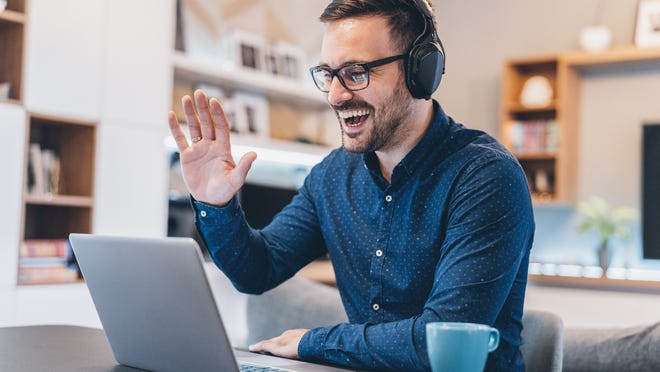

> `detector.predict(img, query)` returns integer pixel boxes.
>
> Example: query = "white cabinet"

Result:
[24,0,105,119]
[93,0,175,237]
[0,103,26,288]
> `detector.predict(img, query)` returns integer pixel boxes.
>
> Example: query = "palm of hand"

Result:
[168,90,256,207]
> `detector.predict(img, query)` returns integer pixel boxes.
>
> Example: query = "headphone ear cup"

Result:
[405,42,444,99]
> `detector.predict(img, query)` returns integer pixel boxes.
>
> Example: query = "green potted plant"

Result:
[576,196,638,277]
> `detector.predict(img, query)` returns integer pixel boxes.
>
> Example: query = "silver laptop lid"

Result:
[69,233,239,372]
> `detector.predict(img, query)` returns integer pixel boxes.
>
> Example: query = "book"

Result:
[27,144,62,195]
[28,143,45,194]
[18,265,80,285]
[20,239,70,258]
[505,120,558,155]
[18,239,80,285]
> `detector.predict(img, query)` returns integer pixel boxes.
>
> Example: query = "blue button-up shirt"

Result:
[193,102,534,371]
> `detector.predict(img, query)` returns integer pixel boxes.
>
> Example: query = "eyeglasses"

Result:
[309,54,406,92]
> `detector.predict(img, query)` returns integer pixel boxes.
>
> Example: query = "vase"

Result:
[579,26,612,52]
[597,241,611,277]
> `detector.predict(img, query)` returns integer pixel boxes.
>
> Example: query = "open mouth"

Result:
[338,109,370,128]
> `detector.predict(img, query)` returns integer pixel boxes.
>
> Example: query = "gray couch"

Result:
[246,277,660,372]
[563,324,660,372]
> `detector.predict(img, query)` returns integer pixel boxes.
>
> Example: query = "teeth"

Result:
[338,109,370,119]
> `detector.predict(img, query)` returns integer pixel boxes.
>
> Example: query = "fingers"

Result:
[209,97,231,145]
[232,152,257,186]
[168,111,189,151]
[194,90,216,140]
[181,90,231,146]
[181,95,202,142]
[248,329,307,359]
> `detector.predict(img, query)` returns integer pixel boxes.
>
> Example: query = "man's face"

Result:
[320,16,415,154]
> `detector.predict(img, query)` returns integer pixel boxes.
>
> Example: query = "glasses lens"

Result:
[339,65,368,90]
[311,67,332,92]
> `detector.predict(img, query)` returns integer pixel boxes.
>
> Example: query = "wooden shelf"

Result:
[501,46,660,204]
[529,274,660,294]
[298,260,660,294]
[505,101,558,114]
[514,152,557,161]
[19,113,97,285]
[172,51,327,109]
[0,9,27,24]
[561,46,660,67]
[0,4,26,102]
[25,194,94,208]
[297,259,336,286]
[0,98,22,106]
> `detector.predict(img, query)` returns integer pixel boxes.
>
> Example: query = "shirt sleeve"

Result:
[192,171,328,294]
[299,155,534,371]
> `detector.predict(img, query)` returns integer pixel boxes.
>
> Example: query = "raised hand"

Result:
[168,90,257,206]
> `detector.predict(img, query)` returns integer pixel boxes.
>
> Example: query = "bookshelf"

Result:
[502,56,561,203]
[19,113,97,285]
[501,47,660,204]
[0,0,27,104]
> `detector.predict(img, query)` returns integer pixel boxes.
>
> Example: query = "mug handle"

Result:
[487,328,500,352]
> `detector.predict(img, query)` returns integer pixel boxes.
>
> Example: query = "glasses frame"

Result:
[309,54,407,92]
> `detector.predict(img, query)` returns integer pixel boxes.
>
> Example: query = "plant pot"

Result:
[597,243,611,277]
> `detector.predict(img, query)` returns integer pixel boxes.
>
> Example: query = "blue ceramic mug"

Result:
[426,322,500,372]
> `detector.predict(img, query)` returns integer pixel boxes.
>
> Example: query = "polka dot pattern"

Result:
[194,102,534,371]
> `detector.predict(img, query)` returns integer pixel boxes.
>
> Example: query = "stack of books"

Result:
[18,239,79,285]
[504,120,558,155]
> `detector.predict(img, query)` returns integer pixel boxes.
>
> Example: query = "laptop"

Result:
[69,233,353,372]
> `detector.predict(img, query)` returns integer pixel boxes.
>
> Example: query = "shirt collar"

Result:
[362,100,450,181]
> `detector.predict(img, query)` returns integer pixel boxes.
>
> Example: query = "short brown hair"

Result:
[319,0,430,55]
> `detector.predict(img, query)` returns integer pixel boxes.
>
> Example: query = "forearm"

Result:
[298,316,427,371]
[192,186,327,293]
[192,196,281,293]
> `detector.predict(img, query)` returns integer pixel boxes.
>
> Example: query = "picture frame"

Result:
[264,46,281,76]
[634,0,660,48]
[272,42,307,81]
[231,92,269,139]
[223,30,267,72]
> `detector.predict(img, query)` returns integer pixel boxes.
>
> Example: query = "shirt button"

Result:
[200,210,207,217]
[385,195,393,202]
[375,249,383,257]
[372,303,380,311]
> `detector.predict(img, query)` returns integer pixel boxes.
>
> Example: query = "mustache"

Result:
[332,100,373,112]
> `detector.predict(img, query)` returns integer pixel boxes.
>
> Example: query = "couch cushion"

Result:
[564,322,660,372]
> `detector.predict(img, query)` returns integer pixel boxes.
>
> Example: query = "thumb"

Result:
[234,151,257,184]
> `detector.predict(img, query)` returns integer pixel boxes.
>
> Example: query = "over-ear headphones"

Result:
[405,0,445,100]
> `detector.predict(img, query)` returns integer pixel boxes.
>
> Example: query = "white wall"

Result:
[526,284,660,329]
[24,0,105,120]
[578,67,660,209]
[0,104,26,289]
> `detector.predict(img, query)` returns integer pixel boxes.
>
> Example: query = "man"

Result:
[167,1,534,371]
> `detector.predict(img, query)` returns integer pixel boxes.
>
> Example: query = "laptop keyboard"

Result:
[239,362,290,372]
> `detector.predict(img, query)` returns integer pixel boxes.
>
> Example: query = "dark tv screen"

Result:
[643,124,660,260]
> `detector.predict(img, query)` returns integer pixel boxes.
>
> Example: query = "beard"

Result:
[335,79,415,154]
